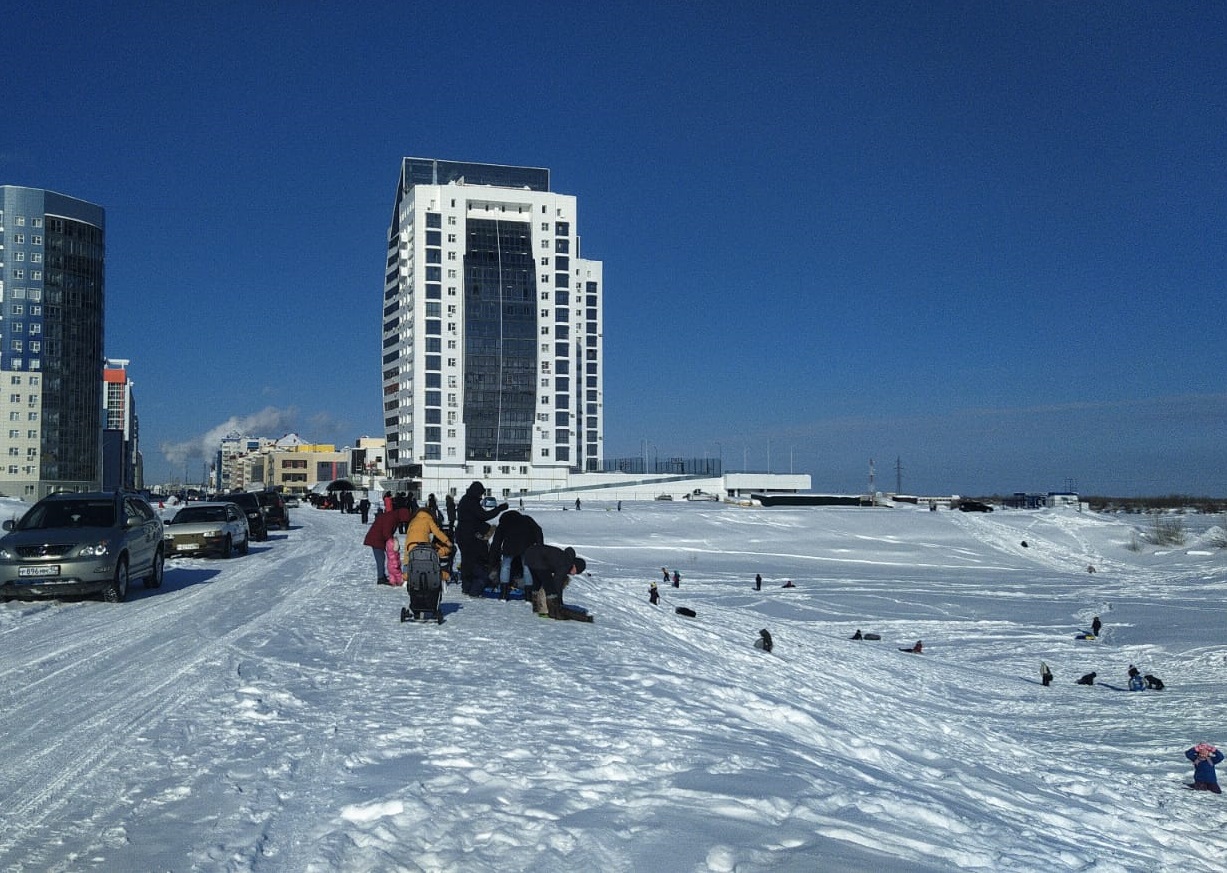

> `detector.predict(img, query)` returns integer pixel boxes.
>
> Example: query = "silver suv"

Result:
[0,491,165,603]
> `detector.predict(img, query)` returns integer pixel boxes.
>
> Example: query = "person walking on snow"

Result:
[1186,743,1223,793]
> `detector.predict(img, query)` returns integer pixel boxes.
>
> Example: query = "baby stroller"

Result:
[400,544,445,624]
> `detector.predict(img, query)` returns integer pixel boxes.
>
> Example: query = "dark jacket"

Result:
[363,508,408,548]
[491,511,543,559]
[524,544,578,598]
[456,481,503,542]
[1187,747,1224,785]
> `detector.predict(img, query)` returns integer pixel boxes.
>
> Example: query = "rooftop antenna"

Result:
[868,458,876,500]
[896,456,903,494]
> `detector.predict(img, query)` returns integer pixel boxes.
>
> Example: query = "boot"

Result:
[532,588,548,615]
[546,595,564,620]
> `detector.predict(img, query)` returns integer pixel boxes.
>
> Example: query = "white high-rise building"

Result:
[383,158,603,500]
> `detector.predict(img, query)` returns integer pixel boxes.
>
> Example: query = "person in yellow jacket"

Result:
[403,507,453,580]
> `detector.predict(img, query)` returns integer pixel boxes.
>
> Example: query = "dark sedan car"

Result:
[215,491,269,541]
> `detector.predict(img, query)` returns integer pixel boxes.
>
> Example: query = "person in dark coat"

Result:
[358,496,372,524]
[362,507,409,585]
[444,493,457,532]
[649,581,659,604]
[523,543,586,619]
[1041,662,1054,687]
[754,628,774,653]
[490,510,544,599]
[1076,671,1097,686]
[456,481,506,596]
[672,570,680,588]
[755,573,762,591]
[1091,615,1102,636]
[426,493,442,526]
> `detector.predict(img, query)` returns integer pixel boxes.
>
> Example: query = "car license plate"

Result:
[18,565,60,578]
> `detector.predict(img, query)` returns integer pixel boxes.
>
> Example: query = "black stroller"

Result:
[400,545,445,624]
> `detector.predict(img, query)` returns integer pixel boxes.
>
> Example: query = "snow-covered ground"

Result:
[1,498,1225,872]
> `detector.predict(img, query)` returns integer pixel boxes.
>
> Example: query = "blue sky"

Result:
[4,2,1224,496]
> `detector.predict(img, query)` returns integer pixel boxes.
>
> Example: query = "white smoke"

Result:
[160,407,299,467]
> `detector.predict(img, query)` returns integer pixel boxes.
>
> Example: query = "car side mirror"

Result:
[2,519,14,532]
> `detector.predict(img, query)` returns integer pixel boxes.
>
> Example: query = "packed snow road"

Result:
[0,501,1225,872]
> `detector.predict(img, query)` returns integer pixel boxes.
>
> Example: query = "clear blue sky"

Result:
[5,2,1224,496]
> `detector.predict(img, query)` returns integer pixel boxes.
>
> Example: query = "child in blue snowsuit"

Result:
[1186,743,1223,793]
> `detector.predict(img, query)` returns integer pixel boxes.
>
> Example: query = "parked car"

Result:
[283,494,301,508]
[255,490,290,531]
[163,501,250,558]
[958,500,995,513]
[215,491,269,541]
[655,494,674,501]
[0,490,165,602]
[683,489,719,502]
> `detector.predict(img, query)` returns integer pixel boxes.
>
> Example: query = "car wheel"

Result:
[143,547,165,589]
[222,535,233,558]
[239,535,249,555]
[103,559,129,603]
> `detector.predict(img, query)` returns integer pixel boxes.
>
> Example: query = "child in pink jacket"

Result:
[385,536,404,586]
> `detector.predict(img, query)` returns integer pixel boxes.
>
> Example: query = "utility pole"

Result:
[868,458,876,499]
[896,456,903,495]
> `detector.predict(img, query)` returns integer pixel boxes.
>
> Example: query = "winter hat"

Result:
[572,556,587,575]
[1195,742,1217,757]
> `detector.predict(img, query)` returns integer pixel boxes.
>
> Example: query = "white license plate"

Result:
[18,565,61,578]
[175,543,198,551]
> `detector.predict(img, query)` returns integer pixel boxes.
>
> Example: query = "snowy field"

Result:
[1,498,1225,872]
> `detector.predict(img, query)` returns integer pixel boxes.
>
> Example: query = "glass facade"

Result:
[0,187,105,495]
[463,219,537,462]
[404,158,549,192]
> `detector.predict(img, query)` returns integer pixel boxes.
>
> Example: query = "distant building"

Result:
[102,358,141,491]
[351,436,386,480]
[0,186,106,498]
[382,158,603,499]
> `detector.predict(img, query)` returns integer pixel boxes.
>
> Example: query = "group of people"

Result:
[361,481,588,621]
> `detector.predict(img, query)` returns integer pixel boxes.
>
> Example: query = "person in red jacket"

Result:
[363,507,408,585]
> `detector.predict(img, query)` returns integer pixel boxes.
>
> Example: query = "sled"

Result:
[675,606,697,618]
[400,545,445,624]
[1075,633,1097,641]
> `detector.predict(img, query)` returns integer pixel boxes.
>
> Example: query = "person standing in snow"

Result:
[1092,615,1102,636]
[1041,662,1054,687]
[362,507,409,586]
[672,570,680,588]
[456,481,506,596]
[1186,743,1223,793]
[649,581,659,604]
[403,506,453,579]
[358,495,371,524]
[755,573,762,591]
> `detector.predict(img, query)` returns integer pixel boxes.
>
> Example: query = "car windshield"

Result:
[18,500,116,530]
[170,506,226,525]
